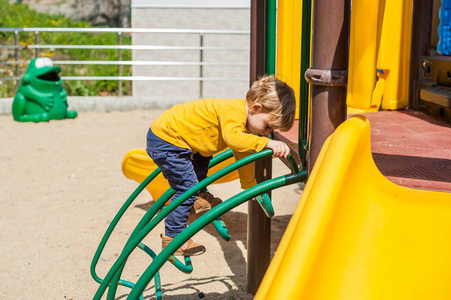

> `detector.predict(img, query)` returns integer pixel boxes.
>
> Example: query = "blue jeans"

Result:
[146,128,211,237]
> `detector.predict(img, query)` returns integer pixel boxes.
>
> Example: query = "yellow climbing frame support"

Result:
[347,0,413,113]
[346,0,380,112]
[276,0,303,118]
[122,148,239,201]
[376,0,413,110]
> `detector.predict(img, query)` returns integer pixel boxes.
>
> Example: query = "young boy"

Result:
[146,75,296,256]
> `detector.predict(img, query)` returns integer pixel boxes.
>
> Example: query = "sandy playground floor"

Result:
[0,109,303,299]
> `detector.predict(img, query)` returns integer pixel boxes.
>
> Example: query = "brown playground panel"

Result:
[274,110,451,192]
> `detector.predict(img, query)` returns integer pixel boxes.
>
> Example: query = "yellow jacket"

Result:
[151,98,270,188]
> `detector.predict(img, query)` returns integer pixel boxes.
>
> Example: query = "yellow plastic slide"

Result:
[255,116,451,300]
[122,148,239,201]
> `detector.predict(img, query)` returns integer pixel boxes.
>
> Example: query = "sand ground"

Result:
[0,109,303,299]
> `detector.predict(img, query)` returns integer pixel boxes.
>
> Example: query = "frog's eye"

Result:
[35,58,53,68]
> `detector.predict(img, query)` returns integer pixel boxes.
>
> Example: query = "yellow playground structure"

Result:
[256,115,451,299]
[122,148,239,201]
[92,0,451,299]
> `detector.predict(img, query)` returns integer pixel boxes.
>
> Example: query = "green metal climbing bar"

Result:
[299,0,312,170]
[91,149,234,299]
[128,170,307,299]
[92,149,304,299]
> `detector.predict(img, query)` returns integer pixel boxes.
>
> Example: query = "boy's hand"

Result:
[264,140,291,158]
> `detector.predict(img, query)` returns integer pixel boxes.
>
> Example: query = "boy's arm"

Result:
[221,114,289,188]
[221,118,270,153]
[233,140,291,189]
[220,114,265,189]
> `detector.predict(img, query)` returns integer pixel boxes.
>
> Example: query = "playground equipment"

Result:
[276,0,303,116]
[122,148,239,201]
[12,57,77,122]
[92,0,451,298]
[255,0,451,298]
[91,2,293,298]
[438,0,451,55]
[255,115,451,299]
[92,148,305,299]
[347,0,414,113]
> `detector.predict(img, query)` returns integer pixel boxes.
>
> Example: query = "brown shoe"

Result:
[190,192,223,214]
[161,233,206,256]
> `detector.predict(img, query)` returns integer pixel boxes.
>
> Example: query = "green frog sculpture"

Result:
[12,57,77,122]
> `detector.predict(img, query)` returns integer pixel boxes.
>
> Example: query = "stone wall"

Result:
[10,0,131,27]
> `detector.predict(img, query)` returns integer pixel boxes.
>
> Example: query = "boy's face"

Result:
[247,103,273,137]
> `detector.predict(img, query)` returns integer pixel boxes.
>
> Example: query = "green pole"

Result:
[299,0,312,170]
[265,0,277,74]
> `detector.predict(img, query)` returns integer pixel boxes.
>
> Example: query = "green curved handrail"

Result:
[90,167,161,282]
[127,170,308,299]
[167,255,193,274]
[255,193,274,218]
[94,149,276,299]
[141,239,194,275]
[93,150,304,299]
[91,149,234,299]
[212,216,231,242]
[137,243,161,300]
[105,150,237,299]
[253,154,299,218]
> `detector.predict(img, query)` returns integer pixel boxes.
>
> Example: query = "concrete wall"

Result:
[131,0,250,108]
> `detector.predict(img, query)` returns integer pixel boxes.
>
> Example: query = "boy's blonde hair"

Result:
[246,75,296,132]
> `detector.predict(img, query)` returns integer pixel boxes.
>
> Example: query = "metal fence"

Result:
[0,27,250,97]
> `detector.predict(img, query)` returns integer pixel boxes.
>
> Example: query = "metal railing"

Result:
[0,27,250,97]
